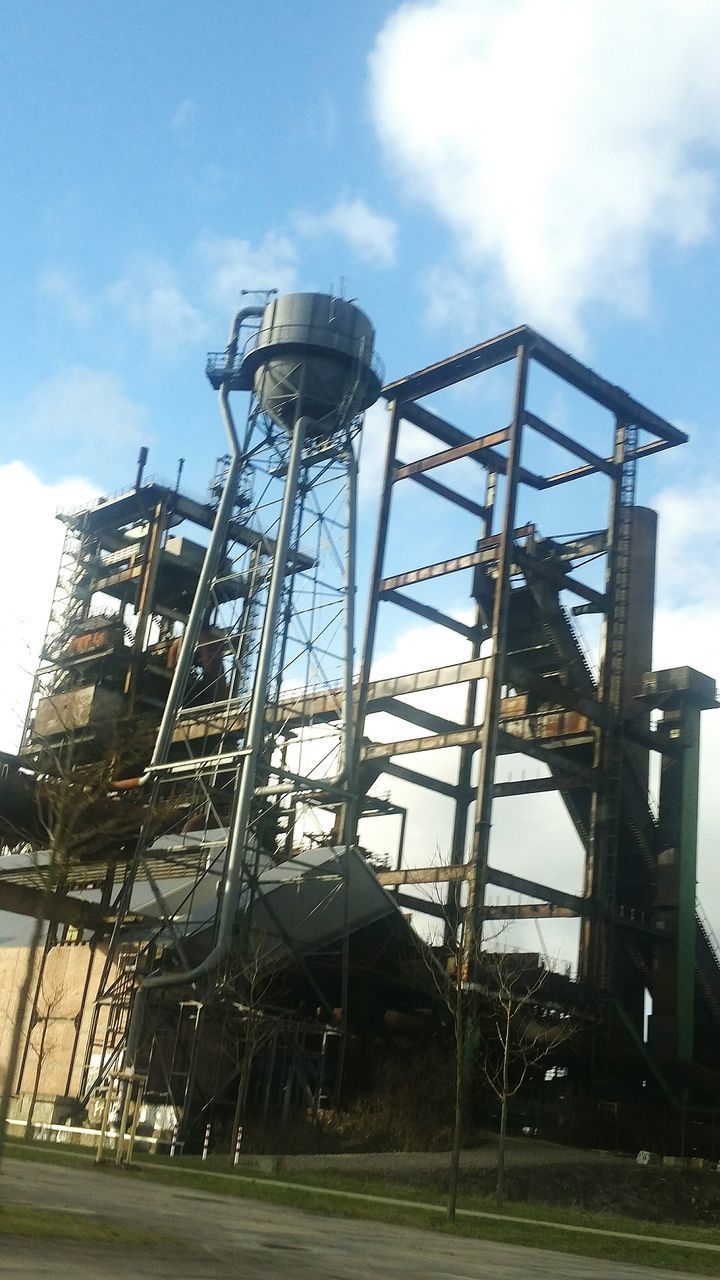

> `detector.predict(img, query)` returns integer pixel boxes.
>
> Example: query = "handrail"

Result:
[206,326,385,389]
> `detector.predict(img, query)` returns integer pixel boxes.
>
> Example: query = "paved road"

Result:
[0,1157,700,1280]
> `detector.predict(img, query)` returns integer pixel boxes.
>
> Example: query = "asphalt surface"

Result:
[0,1156,702,1280]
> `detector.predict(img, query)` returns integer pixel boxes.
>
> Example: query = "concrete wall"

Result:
[0,939,113,1103]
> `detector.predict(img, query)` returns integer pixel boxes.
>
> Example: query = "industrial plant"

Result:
[0,292,717,1159]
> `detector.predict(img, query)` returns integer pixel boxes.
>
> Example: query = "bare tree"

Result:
[0,916,44,1166]
[475,948,576,1208]
[416,903,577,1219]
[228,934,275,1161]
[22,971,66,1140]
[0,710,177,1168]
[413,910,479,1223]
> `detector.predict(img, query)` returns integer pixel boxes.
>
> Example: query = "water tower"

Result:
[110,293,383,1128]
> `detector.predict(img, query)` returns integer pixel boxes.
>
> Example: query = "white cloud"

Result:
[650,478,720,929]
[357,399,391,508]
[295,197,398,267]
[195,232,298,312]
[370,0,720,341]
[170,97,199,130]
[16,367,147,455]
[40,231,300,362]
[107,258,207,355]
[357,398,447,509]
[420,262,483,336]
[38,268,93,326]
[653,479,720,606]
[0,463,99,753]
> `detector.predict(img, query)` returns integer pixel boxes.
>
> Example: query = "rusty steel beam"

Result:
[492,775,585,797]
[396,399,545,489]
[381,589,478,641]
[406,471,489,519]
[394,892,447,919]
[380,524,534,593]
[0,881,108,931]
[543,440,679,489]
[383,326,527,402]
[486,902,579,920]
[530,333,686,445]
[363,715,599,770]
[515,547,607,611]
[382,760,462,800]
[524,410,618,478]
[368,657,490,702]
[541,531,608,560]
[384,327,685,446]
[496,729,597,783]
[371,698,465,738]
[487,866,586,913]
[362,725,484,762]
[378,864,467,888]
[393,428,511,481]
[382,866,588,916]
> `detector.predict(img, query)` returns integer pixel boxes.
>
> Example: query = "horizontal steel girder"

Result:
[379,525,534,593]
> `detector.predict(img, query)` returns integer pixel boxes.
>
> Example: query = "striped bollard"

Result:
[202,1122,211,1160]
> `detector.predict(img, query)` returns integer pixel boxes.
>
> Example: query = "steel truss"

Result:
[86,365,364,1140]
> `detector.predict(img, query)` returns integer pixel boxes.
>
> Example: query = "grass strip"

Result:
[4,1140,718,1273]
[4,1137,94,1162]
[126,1159,720,1275]
[265,1167,720,1247]
[0,1202,160,1246]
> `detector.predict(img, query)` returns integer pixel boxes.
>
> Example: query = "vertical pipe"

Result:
[149,303,264,770]
[150,389,241,769]
[342,446,359,779]
[132,414,309,1005]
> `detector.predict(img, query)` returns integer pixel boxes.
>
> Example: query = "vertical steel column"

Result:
[465,347,528,958]
[580,418,634,993]
[124,498,169,702]
[656,700,702,1059]
[343,398,401,845]
[446,470,497,935]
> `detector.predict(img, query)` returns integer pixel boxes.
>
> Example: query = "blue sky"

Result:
[1,0,720,934]
[2,0,719,490]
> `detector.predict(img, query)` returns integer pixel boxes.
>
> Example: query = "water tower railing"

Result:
[205,324,384,389]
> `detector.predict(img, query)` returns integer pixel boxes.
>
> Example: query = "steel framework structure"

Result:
[347,324,718,1082]
[2,316,719,1146]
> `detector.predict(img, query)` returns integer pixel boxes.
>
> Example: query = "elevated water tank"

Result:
[240,292,382,437]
